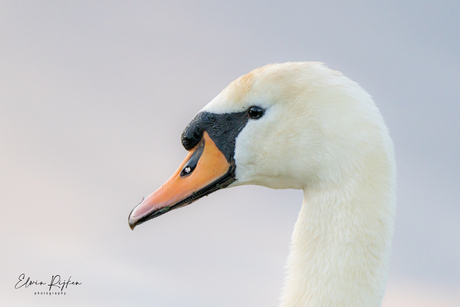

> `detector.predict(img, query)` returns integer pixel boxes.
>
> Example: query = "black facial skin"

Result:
[181,111,249,162]
[129,108,264,227]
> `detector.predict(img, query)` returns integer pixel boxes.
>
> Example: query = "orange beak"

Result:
[128,131,234,229]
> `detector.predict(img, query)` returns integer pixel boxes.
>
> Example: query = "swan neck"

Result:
[280,177,396,307]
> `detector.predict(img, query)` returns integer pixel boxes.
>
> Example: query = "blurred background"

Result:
[1,1,459,306]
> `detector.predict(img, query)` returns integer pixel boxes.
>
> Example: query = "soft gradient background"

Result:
[1,1,459,306]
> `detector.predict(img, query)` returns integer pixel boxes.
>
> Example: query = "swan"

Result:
[128,62,396,307]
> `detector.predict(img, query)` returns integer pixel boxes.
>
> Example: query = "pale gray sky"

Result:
[1,1,459,306]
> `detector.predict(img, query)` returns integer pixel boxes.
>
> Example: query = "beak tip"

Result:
[128,210,137,230]
[128,218,137,230]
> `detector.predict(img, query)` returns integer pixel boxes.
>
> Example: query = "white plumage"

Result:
[203,62,396,307]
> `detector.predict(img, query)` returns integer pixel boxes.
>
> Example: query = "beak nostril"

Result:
[180,138,205,178]
[181,166,193,177]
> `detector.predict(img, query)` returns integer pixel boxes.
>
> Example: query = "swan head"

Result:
[128,62,394,229]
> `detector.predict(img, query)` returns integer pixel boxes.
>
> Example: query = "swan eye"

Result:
[247,106,264,119]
